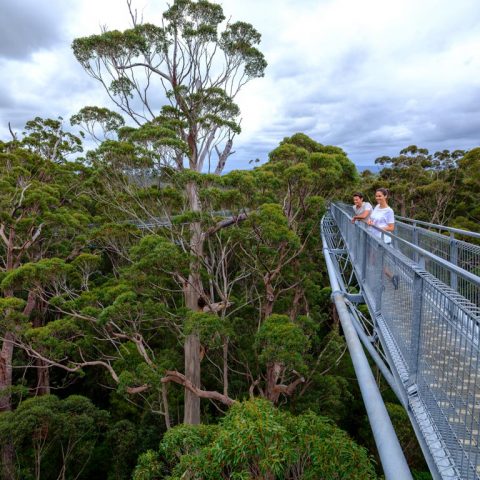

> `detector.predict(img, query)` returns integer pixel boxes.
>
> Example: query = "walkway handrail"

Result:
[333,202,480,310]
[332,203,480,289]
[396,215,480,240]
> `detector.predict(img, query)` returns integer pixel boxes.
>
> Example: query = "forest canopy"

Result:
[1,1,478,479]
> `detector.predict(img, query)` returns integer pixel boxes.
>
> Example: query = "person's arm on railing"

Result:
[352,209,372,223]
[368,219,395,233]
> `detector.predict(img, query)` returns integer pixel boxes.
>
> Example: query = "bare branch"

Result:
[214,137,234,175]
[8,122,18,141]
[161,370,235,406]
[204,212,248,237]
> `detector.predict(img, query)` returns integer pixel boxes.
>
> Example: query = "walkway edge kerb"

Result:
[322,232,414,480]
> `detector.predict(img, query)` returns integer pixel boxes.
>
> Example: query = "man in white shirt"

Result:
[351,193,373,224]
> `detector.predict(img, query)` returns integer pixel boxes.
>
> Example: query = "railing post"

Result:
[375,243,385,313]
[409,272,423,386]
[361,229,367,282]
[413,222,419,263]
[449,233,458,291]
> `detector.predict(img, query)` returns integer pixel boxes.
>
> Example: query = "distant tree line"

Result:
[358,144,480,232]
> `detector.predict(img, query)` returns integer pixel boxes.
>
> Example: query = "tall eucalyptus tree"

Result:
[72,0,266,424]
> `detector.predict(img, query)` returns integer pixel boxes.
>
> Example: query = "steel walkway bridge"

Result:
[322,202,480,480]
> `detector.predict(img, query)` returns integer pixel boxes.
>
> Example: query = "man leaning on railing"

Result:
[351,192,373,224]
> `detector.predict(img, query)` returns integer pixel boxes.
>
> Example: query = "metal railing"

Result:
[337,202,480,309]
[128,210,238,230]
[324,203,480,480]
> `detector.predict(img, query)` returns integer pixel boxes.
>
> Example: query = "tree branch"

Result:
[204,212,248,237]
[8,122,17,141]
[273,371,305,396]
[161,370,235,406]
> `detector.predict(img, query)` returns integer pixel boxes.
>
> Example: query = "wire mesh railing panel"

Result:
[380,250,416,372]
[395,222,416,259]
[417,280,480,479]
[364,235,385,312]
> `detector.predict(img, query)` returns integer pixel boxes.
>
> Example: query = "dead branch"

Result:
[8,122,17,141]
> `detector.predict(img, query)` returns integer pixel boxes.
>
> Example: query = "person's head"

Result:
[375,188,389,206]
[353,192,364,207]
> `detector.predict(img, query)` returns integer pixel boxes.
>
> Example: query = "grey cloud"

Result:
[0,0,68,59]
[0,87,15,110]
[423,112,480,144]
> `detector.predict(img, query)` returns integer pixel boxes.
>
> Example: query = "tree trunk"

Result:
[263,277,275,318]
[0,332,15,480]
[31,300,50,396]
[183,330,201,424]
[0,333,13,412]
[35,364,50,396]
[265,361,283,403]
[183,181,204,424]
[223,338,229,397]
[289,285,303,320]
[1,444,15,480]
[1,232,16,479]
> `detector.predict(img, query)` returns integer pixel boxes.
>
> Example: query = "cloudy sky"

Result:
[1,0,479,168]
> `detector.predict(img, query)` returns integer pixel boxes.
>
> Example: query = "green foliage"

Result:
[368,145,463,223]
[0,395,108,479]
[160,423,219,461]
[106,420,142,480]
[1,258,72,290]
[21,116,83,161]
[133,450,165,480]
[71,106,125,142]
[136,399,377,479]
[255,314,310,372]
[184,311,231,347]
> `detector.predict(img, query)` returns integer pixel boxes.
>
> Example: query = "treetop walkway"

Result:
[322,202,480,480]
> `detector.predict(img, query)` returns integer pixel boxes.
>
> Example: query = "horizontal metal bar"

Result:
[345,293,364,303]
[395,215,480,240]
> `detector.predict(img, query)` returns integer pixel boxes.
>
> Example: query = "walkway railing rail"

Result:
[336,202,480,309]
[324,203,480,480]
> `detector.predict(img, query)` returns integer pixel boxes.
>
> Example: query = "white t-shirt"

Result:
[369,206,395,243]
[352,201,373,222]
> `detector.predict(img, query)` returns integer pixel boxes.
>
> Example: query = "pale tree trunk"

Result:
[264,361,305,405]
[266,361,283,403]
[223,338,229,397]
[398,195,406,217]
[35,365,50,396]
[0,332,15,480]
[183,181,204,424]
[31,297,50,396]
[1,277,16,479]
[289,284,303,321]
[0,333,14,412]
[263,275,275,319]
